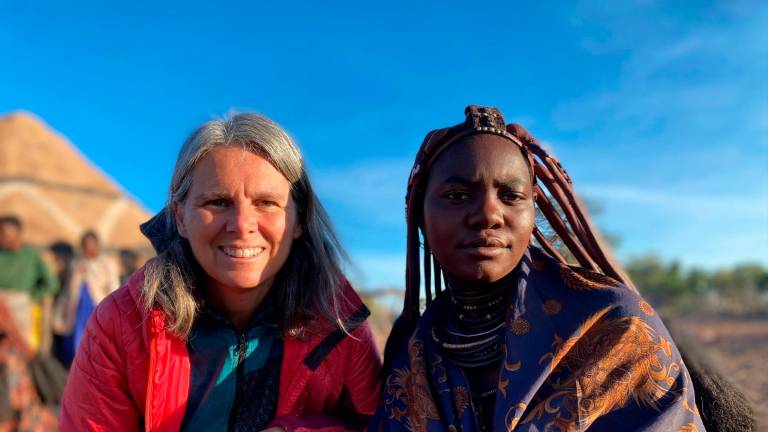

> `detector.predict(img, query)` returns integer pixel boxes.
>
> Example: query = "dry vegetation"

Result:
[672,316,768,430]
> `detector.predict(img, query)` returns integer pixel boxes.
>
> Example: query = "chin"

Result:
[469,263,514,283]
[447,266,496,284]
[212,273,269,291]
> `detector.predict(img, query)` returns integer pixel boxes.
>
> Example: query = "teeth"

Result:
[222,247,263,258]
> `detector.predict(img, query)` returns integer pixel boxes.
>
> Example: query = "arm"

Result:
[34,253,60,299]
[269,322,383,432]
[341,321,382,415]
[38,295,53,355]
[59,296,142,432]
[34,254,59,355]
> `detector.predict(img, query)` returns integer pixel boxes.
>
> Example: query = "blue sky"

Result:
[2,0,766,288]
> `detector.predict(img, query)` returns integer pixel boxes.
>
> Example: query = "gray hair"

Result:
[142,113,349,337]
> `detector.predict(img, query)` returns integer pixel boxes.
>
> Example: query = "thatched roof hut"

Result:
[0,112,153,256]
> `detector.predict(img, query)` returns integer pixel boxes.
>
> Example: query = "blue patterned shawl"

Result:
[371,247,705,431]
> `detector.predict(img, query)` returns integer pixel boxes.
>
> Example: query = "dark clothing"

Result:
[182,301,282,432]
[373,247,706,431]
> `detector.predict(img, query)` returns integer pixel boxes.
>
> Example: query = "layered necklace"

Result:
[432,269,516,369]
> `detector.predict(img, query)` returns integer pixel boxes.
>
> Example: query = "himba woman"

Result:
[60,113,381,431]
[371,106,706,431]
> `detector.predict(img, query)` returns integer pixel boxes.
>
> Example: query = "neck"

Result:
[445,269,517,322]
[433,269,517,370]
[445,269,517,299]
[205,277,273,333]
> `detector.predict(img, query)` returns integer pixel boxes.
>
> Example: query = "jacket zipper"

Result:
[145,335,156,431]
[227,332,247,431]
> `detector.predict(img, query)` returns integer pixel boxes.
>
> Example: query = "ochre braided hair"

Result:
[384,105,636,367]
[383,106,755,430]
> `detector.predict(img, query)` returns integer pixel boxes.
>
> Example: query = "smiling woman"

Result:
[59,113,381,432]
[173,146,303,332]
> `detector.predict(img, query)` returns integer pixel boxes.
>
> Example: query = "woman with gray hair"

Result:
[60,113,381,431]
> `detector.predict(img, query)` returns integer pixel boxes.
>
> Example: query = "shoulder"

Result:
[337,278,366,317]
[74,269,151,400]
[19,245,36,255]
[299,277,368,336]
[89,268,148,339]
[20,246,43,262]
[559,263,656,320]
[103,254,119,271]
[518,250,678,368]
[285,279,374,366]
[528,248,649,316]
[529,253,676,360]
[69,257,87,273]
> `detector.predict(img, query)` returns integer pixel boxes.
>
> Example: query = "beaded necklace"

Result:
[432,269,516,369]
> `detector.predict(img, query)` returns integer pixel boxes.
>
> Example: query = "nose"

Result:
[467,191,504,230]
[226,202,256,235]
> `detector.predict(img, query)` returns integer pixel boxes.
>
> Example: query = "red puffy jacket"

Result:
[60,267,381,431]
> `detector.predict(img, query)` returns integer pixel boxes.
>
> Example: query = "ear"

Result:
[172,201,188,238]
[293,222,303,239]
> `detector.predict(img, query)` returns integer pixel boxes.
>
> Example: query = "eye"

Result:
[500,191,525,204]
[205,198,231,208]
[255,200,280,208]
[443,190,471,201]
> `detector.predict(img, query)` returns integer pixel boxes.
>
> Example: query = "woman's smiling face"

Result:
[174,146,302,296]
[422,134,535,285]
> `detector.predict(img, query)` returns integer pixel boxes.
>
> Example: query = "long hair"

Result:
[383,105,755,431]
[141,113,348,337]
[384,105,634,367]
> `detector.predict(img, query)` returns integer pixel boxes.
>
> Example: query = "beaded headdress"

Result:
[387,105,636,364]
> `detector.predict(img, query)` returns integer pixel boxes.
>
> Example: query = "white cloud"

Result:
[580,184,768,267]
[556,3,767,136]
[580,184,767,218]
[550,3,768,268]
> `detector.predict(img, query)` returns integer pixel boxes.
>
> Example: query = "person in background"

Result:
[52,230,120,366]
[118,248,139,286]
[0,216,59,355]
[373,106,706,431]
[48,240,75,366]
[0,298,58,431]
[60,113,381,431]
[49,241,75,290]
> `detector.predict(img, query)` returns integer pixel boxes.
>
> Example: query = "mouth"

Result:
[459,237,509,258]
[461,237,507,248]
[218,246,265,259]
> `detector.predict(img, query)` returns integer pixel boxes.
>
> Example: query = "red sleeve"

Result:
[59,295,143,432]
[343,321,382,415]
[268,414,357,432]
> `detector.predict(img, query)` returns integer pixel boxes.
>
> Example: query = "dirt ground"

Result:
[669,317,768,430]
